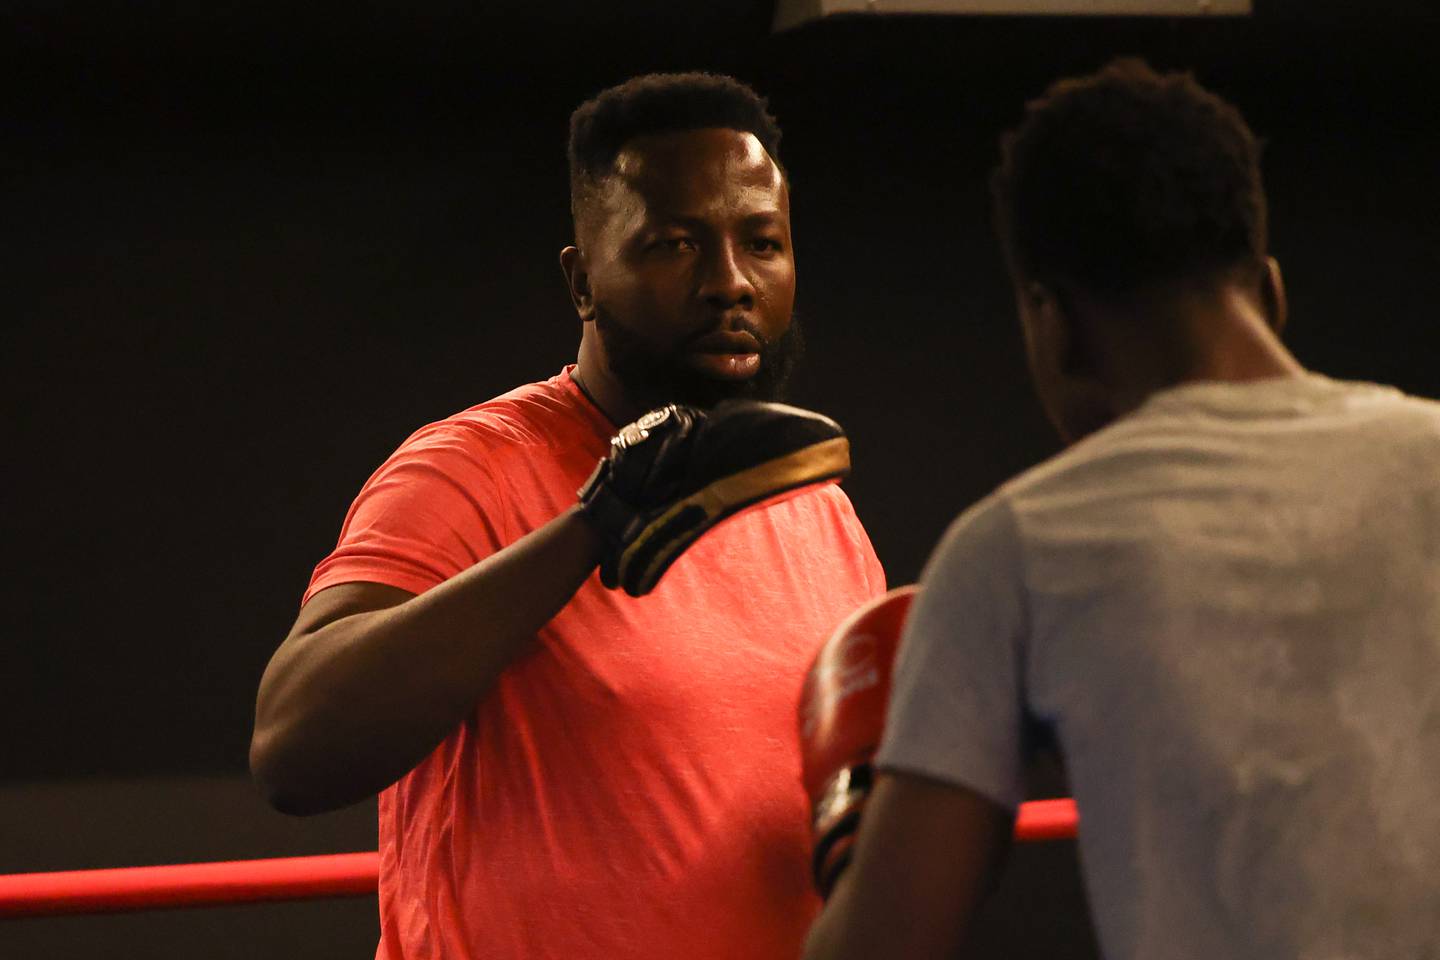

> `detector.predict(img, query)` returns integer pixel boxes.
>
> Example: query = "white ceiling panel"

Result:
[776,0,1251,32]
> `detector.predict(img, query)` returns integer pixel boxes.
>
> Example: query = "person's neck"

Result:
[1098,283,1305,418]
[573,337,642,428]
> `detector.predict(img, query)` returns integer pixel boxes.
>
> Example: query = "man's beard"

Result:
[593,304,805,410]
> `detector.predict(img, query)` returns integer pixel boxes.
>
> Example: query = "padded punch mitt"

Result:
[578,400,851,596]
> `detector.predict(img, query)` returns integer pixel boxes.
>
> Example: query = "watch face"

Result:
[613,405,675,450]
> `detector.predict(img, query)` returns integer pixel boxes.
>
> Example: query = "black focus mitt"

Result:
[577,400,851,596]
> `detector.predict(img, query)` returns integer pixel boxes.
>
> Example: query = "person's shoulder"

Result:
[982,423,1134,509]
[977,377,1268,505]
[913,489,1025,607]
[982,373,1440,518]
[1350,380,1440,426]
[935,427,1142,565]
[783,478,874,531]
[940,486,1020,552]
[1185,373,1440,446]
[402,369,605,460]
[806,478,859,510]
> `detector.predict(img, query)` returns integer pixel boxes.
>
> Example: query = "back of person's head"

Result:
[991,58,1267,299]
[567,72,784,239]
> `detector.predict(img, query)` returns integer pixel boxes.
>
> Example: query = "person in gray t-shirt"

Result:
[804,58,1440,960]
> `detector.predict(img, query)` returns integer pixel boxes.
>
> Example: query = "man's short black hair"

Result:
[567,72,783,237]
[992,58,1267,297]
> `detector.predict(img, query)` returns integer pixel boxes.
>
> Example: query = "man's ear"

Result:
[1022,281,1080,378]
[1022,280,1115,444]
[1047,283,1110,380]
[559,245,595,322]
[1260,256,1288,336]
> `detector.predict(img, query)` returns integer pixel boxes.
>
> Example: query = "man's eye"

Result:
[750,237,783,253]
[659,237,696,252]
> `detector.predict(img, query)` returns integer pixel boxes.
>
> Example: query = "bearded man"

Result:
[251,72,885,960]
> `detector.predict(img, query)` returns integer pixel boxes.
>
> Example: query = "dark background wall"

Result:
[5,1,1438,956]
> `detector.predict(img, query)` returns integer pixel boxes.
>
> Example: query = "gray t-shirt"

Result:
[876,374,1440,960]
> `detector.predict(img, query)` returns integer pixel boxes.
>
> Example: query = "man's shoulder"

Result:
[922,487,1022,587]
[781,479,878,539]
[1014,374,1440,483]
[983,435,1122,513]
[400,369,607,460]
[1357,382,1440,430]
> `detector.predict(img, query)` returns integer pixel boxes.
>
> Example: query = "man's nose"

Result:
[697,241,756,309]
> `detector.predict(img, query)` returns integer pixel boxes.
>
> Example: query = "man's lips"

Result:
[686,352,762,379]
[689,329,764,354]
[685,330,764,380]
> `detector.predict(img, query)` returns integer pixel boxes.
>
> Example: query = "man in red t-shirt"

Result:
[250,73,885,959]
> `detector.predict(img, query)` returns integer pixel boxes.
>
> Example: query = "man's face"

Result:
[580,128,799,409]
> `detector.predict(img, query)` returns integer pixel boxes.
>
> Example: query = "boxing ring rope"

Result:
[0,852,380,919]
[1012,797,1079,841]
[0,799,1076,918]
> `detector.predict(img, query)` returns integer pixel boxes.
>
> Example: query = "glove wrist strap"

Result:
[577,460,636,546]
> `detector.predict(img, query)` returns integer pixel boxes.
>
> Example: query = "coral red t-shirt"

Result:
[305,368,885,960]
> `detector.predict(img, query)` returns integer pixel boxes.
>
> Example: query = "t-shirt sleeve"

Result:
[827,483,888,597]
[874,495,1029,810]
[303,423,508,605]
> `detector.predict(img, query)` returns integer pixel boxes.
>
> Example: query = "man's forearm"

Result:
[800,772,1012,960]
[250,506,602,814]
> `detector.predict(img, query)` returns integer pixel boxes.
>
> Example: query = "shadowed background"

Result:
[5,1,1438,955]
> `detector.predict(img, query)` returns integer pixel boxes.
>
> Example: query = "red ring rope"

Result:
[0,851,379,919]
[0,799,1077,918]
[1014,797,1079,841]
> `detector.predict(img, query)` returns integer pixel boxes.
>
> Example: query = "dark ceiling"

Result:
[13,1,1439,127]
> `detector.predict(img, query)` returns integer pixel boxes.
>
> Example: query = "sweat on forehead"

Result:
[567,71,785,236]
[574,129,786,244]
[612,128,778,183]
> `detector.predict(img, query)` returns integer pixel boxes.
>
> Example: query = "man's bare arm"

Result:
[249,506,602,815]
[803,770,1013,960]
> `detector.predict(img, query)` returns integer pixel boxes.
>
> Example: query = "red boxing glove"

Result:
[798,586,917,898]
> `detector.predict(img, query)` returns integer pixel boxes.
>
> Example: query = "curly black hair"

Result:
[567,72,783,237]
[992,58,1267,296]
